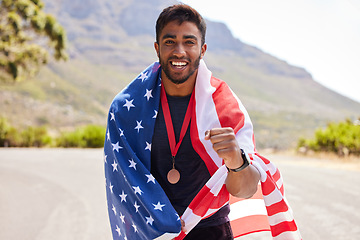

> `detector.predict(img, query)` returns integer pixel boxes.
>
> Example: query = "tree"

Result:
[0,0,68,82]
[297,118,360,156]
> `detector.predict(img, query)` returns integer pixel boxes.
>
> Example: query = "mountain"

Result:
[1,0,359,149]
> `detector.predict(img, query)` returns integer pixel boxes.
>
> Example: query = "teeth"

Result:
[172,62,187,66]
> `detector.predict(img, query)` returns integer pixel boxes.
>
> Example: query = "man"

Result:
[104,4,301,240]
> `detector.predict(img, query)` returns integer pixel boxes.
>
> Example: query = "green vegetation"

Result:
[20,126,52,147]
[0,0,67,82]
[56,125,106,148]
[0,116,105,148]
[0,117,51,147]
[298,118,360,156]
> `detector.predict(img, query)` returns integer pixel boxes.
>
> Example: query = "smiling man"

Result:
[151,5,260,239]
[104,4,301,240]
[154,20,206,93]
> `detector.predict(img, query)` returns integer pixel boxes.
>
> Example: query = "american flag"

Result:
[104,60,301,240]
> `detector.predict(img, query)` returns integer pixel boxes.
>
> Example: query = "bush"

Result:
[0,117,12,147]
[298,118,360,156]
[56,125,106,148]
[82,125,106,148]
[20,126,52,147]
[0,117,51,147]
[6,127,22,147]
[56,129,86,148]
[0,116,106,148]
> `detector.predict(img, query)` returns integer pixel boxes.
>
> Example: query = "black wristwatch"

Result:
[227,149,250,172]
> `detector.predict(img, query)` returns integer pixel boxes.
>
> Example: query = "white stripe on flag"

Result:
[266,162,278,175]
[195,60,223,168]
[181,209,202,235]
[276,177,284,190]
[208,166,227,195]
[262,189,284,206]
[273,230,302,240]
[268,211,297,226]
[229,199,267,220]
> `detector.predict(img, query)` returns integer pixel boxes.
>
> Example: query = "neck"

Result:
[161,72,196,97]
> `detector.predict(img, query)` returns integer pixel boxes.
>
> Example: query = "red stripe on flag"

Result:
[261,177,276,196]
[252,133,256,150]
[210,185,229,209]
[270,220,298,237]
[210,76,245,133]
[230,215,270,238]
[280,184,284,196]
[255,153,271,164]
[188,185,214,216]
[189,184,230,217]
[273,168,281,182]
[174,231,186,240]
[266,198,289,216]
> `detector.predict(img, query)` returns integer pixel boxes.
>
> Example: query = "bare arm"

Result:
[205,128,260,198]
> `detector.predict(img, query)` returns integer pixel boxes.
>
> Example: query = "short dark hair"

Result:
[155,4,206,46]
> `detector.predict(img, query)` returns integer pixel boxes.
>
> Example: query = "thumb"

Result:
[204,130,211,140]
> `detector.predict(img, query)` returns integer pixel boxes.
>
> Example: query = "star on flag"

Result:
[153,202,165,211]
[144,89,153,101]
[123,99,135,111]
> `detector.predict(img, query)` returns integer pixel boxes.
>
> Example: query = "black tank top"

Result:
[151,93,229,228]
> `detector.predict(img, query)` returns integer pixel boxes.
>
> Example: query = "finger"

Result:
[181,219,186,232]
[212,137,234,149]
[204,130,211,140]
[207,133,236,147]
[206,127,233,137]
[204,128,225,141]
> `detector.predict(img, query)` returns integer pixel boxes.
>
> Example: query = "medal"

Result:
[167,157,181,184]
[167,169,180,184]
[161,84,195,184]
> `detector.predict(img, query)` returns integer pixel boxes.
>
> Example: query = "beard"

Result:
[159,54,202,85]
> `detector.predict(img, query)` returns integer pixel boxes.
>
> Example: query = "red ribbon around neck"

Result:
[160,84,195,158]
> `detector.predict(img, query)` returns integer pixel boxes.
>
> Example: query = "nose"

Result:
[173,43,186,58]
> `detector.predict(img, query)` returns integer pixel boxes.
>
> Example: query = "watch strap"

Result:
[227,149,250,172]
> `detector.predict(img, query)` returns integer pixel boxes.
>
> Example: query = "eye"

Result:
[165,40,175,45]
[186,40,196,45]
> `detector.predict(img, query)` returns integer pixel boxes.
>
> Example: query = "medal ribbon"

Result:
[161,84,195,160]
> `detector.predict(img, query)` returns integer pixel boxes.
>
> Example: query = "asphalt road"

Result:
[0,149,359,240]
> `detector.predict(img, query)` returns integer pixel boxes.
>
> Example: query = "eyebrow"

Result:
[162,34,198,41]
[162,34,176,40]
[184,35,198,40]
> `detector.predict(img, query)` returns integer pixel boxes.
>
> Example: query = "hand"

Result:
[181,219,186,232]
[204,127,243,170]
[172,220,186,240]
[205,127,260,198]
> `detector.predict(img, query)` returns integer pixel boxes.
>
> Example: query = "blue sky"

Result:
[181,0,360,103]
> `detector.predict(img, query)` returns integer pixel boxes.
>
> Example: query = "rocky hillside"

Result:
[1,0,359,149]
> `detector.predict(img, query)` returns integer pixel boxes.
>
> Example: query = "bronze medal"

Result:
[161,85,194,185]
[167,168,180,184]
[167,157,180,184]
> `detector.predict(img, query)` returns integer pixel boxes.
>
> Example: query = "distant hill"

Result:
[1,0,359,149]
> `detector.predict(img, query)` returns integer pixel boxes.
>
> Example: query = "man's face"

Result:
[154,21,207,85]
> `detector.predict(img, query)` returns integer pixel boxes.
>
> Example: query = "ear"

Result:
[200,43,207,59]
[154,42,160,58]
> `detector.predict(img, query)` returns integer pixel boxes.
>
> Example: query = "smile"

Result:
[171,61,188,68]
